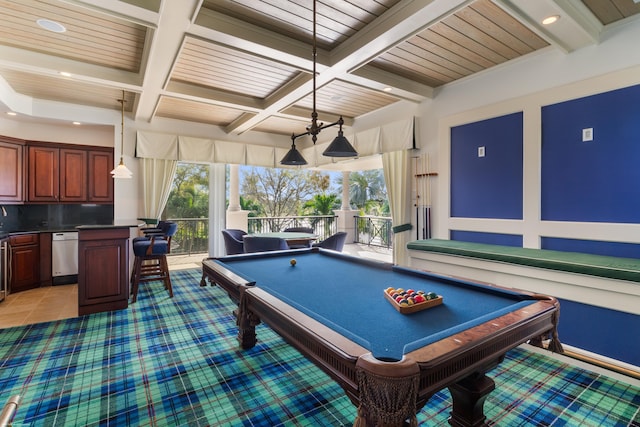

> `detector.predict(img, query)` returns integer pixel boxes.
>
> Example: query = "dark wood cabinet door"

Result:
[59,148,87,202]
[78,228,129,315]
[28,146,59,202]
[0,139,24,202]
[10,233,41,293]
[39,232,52,287]
[88,150,114,202]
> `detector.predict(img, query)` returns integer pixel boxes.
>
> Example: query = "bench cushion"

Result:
[407,239,640,282]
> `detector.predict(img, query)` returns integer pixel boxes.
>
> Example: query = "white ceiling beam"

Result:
[495,0,600,53]
[0,46,142,89]
[134,0,202,122]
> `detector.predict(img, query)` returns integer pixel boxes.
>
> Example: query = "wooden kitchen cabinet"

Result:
[9,233,40,293]
[28,145,59,202]
[88,149,114,203]
[78,226,129,315]
[0,137,25,203]
[27,143,113,203]
[60,148,88,202]
[40,232,52,287]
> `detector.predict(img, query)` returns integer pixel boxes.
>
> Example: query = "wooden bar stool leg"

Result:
[161,255,173,298]
[131,256,142,303]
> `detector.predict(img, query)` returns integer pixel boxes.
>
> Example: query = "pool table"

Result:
[201,248,561,427]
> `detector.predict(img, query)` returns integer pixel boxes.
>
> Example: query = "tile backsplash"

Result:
[0,204,114,232]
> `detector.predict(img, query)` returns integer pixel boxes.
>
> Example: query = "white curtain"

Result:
[382,150,412,266]
[140,157,178,222]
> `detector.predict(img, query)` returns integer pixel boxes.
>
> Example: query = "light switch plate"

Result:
[478,146,485,157]
[582,128,593,142]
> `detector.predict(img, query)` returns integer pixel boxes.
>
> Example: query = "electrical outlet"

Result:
[582,128,593,142]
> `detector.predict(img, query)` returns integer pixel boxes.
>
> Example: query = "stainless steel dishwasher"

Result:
[52,232,78,285]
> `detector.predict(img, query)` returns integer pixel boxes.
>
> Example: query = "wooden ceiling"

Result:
[0,0,639,138]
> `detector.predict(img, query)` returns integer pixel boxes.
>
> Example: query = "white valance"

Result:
[136,132,178,160]
[135,118,414,167]
[354,127,382,157]
[214,140,246,164]
[178,136,215,163]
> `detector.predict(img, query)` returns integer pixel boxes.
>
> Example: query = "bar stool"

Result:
[130,221,178,303]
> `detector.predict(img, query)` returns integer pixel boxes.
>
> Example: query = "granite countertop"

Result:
[0,220,144,239]
[76,221,143,230]
[0,226,77,239]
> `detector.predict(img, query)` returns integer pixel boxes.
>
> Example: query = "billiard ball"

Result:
[290,258,297,266]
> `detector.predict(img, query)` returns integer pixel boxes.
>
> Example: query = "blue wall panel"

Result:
[557,299,639,366]
[542,237,640,258]
[541,84,640,222]
[450,230,522,247]
[450,112,523,219]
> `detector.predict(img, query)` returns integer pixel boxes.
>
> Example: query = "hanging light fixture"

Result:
[280,0,358,166]
[111,90,133,179]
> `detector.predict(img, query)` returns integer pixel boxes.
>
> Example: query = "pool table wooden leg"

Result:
[233,294,261,349]
[354,354,421,427]
[447,372,495,427]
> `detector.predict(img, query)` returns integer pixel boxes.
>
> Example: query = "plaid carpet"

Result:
[0,268,638,426]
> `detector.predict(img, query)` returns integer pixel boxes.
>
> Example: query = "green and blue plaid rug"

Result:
[0,268,638,426]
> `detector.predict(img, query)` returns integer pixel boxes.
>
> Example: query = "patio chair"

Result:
[312,232,347,252]
[243,236,289,253]
[221,229,247,255]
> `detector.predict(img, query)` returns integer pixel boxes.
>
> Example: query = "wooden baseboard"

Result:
[562,348,640,380]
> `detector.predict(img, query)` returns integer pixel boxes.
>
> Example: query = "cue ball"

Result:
[290,258,297,266]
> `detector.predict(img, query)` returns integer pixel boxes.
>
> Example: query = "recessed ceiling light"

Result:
[36,18,66,33]
[542,15,560,25]
[59,71,72,77]
[6,111,17,116]
[73,121,81,125]
[383,87,393,92]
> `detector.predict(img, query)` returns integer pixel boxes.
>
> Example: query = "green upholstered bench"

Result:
[406,239,640,283]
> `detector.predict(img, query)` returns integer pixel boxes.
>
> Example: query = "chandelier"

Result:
[280,0,358,166]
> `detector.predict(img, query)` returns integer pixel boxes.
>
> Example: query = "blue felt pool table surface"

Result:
[213,250,536,361]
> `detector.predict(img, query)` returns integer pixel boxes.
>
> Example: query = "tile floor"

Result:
[0,284,78,328]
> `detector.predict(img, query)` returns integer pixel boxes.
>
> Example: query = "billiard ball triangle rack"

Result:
[384,288,443,314]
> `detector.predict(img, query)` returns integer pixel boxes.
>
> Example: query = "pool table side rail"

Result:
[408,298,560,400]
[202,258,256,299]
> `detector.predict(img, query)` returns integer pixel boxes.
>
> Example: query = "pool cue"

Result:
[420,154,427,239]
[425,154,431,239]
[414,156,420,240]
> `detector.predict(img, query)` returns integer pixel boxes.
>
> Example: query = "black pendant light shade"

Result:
[280,138,308,166]
[322,116,357,157]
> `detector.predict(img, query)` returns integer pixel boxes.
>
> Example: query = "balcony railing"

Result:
[248,215,337,242]
[166,218,209,255]
[164,215,393,255]
[354,215,393,248]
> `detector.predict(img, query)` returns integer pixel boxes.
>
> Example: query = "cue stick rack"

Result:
[413,153,437,241]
